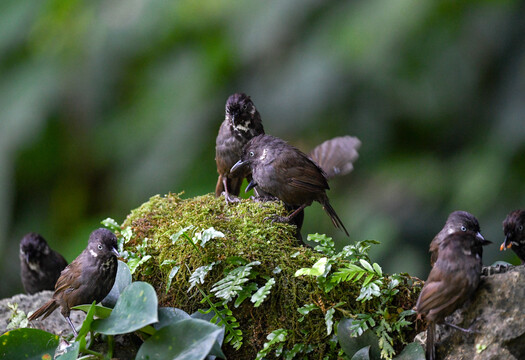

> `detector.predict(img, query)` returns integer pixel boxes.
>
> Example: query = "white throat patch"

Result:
[235,121,251,132]
[259,148,267,161]
[89,249,98,258]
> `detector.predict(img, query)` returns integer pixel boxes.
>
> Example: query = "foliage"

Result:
[118,194,422,359]
[295,233,419,359]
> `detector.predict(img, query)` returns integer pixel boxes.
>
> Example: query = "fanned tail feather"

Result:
[28,299,59,321]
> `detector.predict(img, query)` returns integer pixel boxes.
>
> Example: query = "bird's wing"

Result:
[309,136,361,179]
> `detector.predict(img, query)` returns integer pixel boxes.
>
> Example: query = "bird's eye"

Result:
[461,226,467,231]
[519,225,524,231]
[242,104,247,111]
[98,244,103,250]
[249,151,254,157]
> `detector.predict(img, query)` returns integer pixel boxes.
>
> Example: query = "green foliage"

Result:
[136,319,225,360]
[211,261,260,302]
[5,302,28,330]
[255,329,288,360]
[251,277,275,307]
[0,328,59,360]
[295,238,418,359]
[92,282,159,335]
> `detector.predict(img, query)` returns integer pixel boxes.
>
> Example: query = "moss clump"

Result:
[119,192,421,359]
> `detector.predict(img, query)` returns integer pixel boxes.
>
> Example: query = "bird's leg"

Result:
[222,177,240,204]
[65,316,78,337]
[269,204,307,223]
[443,321,479,334]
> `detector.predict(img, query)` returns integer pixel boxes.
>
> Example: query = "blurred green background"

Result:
[1,0,524,298]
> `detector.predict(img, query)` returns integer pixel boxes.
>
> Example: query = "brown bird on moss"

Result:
[20,232,68,294]
[501,209,525,263]
[428,211,485,267]
[28,228,119,336]
[215,93,361,204]
[416,230,490,360]
[215,93,265,203]
[231,134,349,236]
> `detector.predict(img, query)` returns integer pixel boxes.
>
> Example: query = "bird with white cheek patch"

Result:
[29,228,119,336]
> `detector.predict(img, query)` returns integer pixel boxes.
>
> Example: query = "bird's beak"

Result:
[231,159,248,174]
[112,247,120,257]
[500,235,512,251]
[476,232,485,242]
[245,179,257,193]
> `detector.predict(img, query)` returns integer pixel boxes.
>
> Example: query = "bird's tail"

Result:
[28,299,59,321]
[322,200,349,237]
[426,322,435,360]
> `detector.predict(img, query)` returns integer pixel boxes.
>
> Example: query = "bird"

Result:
[231,134,349,236]
[215,93,361,203]
[428,211,485,267]
[215,93,265,203]
[501,209,525,263]
[19,232,68,295]
[416,230,491,360]
[28,228,119,336]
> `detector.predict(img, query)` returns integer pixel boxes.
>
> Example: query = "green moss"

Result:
[119,193,421,359]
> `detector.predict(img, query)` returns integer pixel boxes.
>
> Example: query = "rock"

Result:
[415,265,525,359]
[0,291,85,336]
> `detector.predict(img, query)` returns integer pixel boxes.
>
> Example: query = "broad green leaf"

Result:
[92,281,158,335]
[102,260,132,307]
[351,346,371,360]
[153,307,191,330]
[0,328,58,360]
[393,342,425,360]
[136,319,224,360]
[294,257,327,277]
[338,318,381,360]
[72,304,112,319]
[75,301,96,341]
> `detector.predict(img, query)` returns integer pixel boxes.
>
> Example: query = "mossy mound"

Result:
[119,193,421,359]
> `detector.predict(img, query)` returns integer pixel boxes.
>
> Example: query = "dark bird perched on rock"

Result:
[231,134,349,236]
[501,209,525,263]
[429,211,485,267]
[20,233,68,295]
[28,228,119,336]
[215,93,265,203]
[416,230,491,360]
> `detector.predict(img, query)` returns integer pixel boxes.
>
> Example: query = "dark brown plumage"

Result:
[417,230,490,360]
[231,134,349,236]
[501,209,525,263]
[215,93,264,203]
[20,233,68,295]
[428,211,485,267]
[28,228,119,336]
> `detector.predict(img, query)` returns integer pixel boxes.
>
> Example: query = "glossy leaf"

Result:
[92,281,158,335]
[102,260,132,307]
[393,342,425,360]
[0,328,58,360]
[136,319,224,360]
[338,318,381,360]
